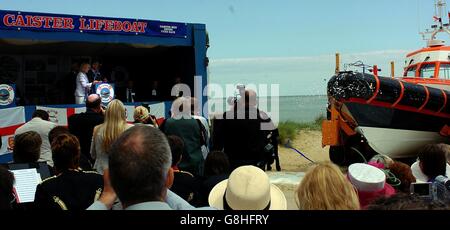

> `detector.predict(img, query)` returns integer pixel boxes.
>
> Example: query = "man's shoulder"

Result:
[69,112,104,122]
[40,171,103,189]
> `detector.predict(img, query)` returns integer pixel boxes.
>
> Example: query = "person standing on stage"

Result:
[88,60,102,82]
[75,63,99,104]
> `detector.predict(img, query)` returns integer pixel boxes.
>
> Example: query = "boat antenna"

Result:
[420,0,450,45]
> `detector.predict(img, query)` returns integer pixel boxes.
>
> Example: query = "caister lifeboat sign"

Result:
[0,10,187,38]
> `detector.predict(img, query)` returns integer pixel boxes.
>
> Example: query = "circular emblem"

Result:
[0,84,15,106]
[96,83,115,104]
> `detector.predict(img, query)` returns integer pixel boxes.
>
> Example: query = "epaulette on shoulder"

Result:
[179,171,194,177]
[40,176,57,184]
[82,171,101,175]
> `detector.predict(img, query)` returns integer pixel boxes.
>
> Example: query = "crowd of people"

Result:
[0,89,450,210]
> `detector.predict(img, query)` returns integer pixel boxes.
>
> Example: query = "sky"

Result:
[0,0,444,96]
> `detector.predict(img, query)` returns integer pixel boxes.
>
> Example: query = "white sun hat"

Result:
[348,163,386,192]
[208,166,287,210]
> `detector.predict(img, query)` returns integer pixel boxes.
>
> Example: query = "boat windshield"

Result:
[419,64,436,78]
[404,66,417,77]
[439,63,450,79]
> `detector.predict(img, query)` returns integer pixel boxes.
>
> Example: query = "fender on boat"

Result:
[327,71,450,118]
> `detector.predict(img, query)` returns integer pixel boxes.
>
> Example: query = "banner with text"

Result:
[0,10,187,38]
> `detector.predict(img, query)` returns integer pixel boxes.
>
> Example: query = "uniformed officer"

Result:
[34,134,103,210]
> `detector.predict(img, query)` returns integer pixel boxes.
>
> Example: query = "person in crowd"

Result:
[367,193,450,210]
[91,99,133,174]
[125,80,136,103]
[190,97,210,159]
[167,135,198,204]
[13,131,42,164]
[172,77,183,98]
[208,165,286,210]
[212,89,276,170]
[150,80,160,100]
[447,150,450,164]
[197,151,231,207]
[88,132,214,211]
[34,134,103,210]
[411,144,450,182]
[347,163,396,209]
[68,94,105,167]
[15,110,56,166]
[75,63,99,104]
[133,106,158,127]
[0,166,15,210]
[162,97,204,176]
[388,161,416,193]
[88,126,177,210]
[369,155,416,193]
[49,126,92,171]
[296,162,360,210]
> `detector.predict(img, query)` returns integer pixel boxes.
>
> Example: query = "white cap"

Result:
[348,163,386,192]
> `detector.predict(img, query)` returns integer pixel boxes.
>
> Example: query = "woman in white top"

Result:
[91,99,133,174]
[75,63,99,104]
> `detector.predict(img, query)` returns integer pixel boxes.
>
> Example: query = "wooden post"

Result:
[335,53,340,74]
[391,61,395,78]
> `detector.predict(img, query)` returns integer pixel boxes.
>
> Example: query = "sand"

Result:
[277,130,330,172]
[267,130,331,210]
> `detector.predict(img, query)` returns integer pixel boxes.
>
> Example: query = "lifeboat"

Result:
[323,0,450,164]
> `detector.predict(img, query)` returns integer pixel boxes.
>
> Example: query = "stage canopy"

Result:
[0,10,208,105]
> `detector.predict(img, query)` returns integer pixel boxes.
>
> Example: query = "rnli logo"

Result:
[0,84,14,106]
[96,84,115,104]
[47,109,59,123]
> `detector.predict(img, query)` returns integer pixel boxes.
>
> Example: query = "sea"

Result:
[207,95,328,123]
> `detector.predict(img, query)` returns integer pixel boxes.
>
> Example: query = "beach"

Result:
[268,130,330,210]
[278,130,330,172]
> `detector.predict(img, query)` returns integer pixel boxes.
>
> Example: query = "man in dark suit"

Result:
[212,90,276,171]
[68,94,104,166]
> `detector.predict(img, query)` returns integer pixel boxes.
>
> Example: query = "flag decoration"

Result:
[0,107,25,156]
[0,102,167,160]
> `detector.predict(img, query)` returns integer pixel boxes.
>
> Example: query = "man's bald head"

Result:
[86,94,102,111]
[244,89,257,108]
[108,126,172,206]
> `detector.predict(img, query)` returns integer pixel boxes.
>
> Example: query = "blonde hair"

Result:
[133,106,149,122]
[100,100,128,153]
[296,162,360,210]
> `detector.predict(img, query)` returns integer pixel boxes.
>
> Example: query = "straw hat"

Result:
[208,166,287,210]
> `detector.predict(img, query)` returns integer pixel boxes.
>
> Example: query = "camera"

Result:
[410,182,435,201]
[227,84,246,106]
[411,176,450,202]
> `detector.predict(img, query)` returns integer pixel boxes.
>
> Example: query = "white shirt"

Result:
[74,72,92,97]
[411,161,450,182]
[14,117,57,166]
[193,115,210,159]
